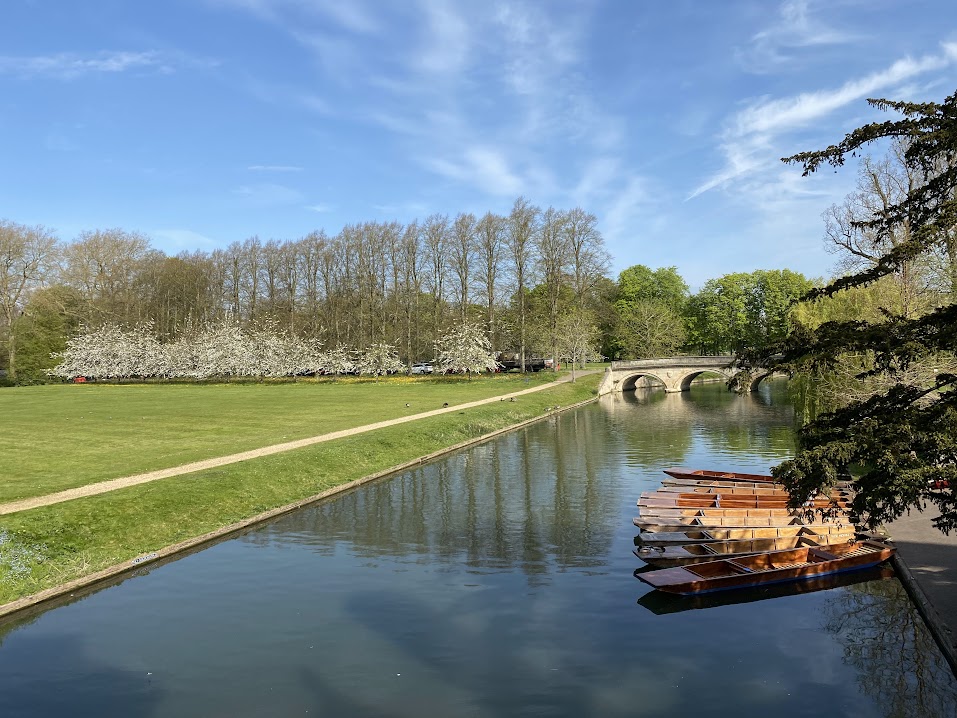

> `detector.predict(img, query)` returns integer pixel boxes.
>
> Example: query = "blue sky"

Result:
[2,0,955,288]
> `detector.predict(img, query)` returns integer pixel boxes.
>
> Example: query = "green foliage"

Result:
[611,265,689,359]
[749,88,957,532]
[686,270,814,354]
[616,265,689,306]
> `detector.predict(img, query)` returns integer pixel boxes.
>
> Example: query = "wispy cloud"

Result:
[0,51,169,79]
[690,43,957,199]
[415,0,470,75]
[248,165,303,172]
[426,146,523,196]
[305,203,332,213]
[737,0,858,73]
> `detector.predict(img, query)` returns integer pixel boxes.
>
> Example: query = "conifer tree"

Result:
[746,89,957,533]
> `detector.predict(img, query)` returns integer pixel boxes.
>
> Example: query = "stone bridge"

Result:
[597,356,771,395]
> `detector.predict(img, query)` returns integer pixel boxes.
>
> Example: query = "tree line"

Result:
[1,195,818,384]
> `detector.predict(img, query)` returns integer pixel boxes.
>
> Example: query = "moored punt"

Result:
[664,467,775,483]
[638,492,852,510]
[638,506,800,519]
[634,540,896,595]
[654,482,854,500]
[661,477,783,490]
[634,524,857,546]
[636,565,897,614]
[633,514,854,532]
[633,531,857,567]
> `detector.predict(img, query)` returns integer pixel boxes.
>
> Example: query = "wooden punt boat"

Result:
[634,540,895,595]
[661,477,783,490]
[653,483,854,500]
[638,492,852,510]
[634,524,858,546]
[633,531,857,567]
[636,565,897,614]
[638,506,800,519]
[633,513,855,532]
[663,467,775,483]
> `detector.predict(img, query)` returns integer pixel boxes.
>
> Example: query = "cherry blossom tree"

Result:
[434,322,497,379]
[356,342,403,377]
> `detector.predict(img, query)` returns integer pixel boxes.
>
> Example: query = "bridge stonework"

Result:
[597,357,770,395]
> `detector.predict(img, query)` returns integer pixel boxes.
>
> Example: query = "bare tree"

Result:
[564,207,610,307]
[535,206,571,369]
[60,228,150,324]
[422,213,450,355]
[0,220,59,379]
[505,197,540,371]
[449,212,477,321]
[823,140,935,317]
[475,212,504,346]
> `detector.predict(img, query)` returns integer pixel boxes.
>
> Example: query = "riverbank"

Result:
[0,374,600,615]
[888,511,957,674]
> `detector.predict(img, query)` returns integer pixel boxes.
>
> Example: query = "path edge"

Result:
[891,553,957,677]
[0,395,598,620]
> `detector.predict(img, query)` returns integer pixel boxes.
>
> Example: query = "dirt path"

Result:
[0,372,597,516]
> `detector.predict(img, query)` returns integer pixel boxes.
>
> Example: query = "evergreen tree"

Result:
[745,90,957,533]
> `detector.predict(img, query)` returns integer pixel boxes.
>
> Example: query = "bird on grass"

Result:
[443,402,449,408]
[405,403,410,407]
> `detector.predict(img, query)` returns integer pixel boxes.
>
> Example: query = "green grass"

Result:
[0,375,600,603]
[0,373,569,502]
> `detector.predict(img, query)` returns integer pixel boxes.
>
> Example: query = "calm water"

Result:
[1,382,955,717]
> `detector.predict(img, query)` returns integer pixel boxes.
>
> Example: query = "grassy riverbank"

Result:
[0,374,600,605]
[0,374,564,502]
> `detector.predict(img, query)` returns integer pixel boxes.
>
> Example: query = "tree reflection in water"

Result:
[823,579,957,717]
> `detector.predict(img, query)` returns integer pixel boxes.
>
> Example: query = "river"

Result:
[0,381,954,717]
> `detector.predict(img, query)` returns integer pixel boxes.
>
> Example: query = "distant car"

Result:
[410,363,434,375]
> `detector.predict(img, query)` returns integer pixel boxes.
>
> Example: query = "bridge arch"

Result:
[676,369,733,392]
[598,357,771,395]
[618,372,668,392]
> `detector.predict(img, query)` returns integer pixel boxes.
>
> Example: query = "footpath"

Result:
[0,372,596,516]
[887,510,957,671]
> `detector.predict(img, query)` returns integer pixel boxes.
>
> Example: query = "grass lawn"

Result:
[0,373,566,503]
[0,374,600,604]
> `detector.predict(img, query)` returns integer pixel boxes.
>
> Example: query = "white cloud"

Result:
[737,0,858,72]
[0,51,166,79]
[414,0,470,75]
[690,44,957,199]
[426,146,523,196]
[305,203,332,213]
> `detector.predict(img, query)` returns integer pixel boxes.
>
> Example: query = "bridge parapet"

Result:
[610,356,733,370]
[600,356,768,395]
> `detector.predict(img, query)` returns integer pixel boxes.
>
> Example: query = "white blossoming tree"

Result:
[434,322,497,380]
[320,345,356,376]
[554,309,602,382]
[356,343,403,378]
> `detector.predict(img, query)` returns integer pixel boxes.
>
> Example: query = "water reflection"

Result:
[271,408,622,577]
[823,579,957,718]
[0,381,953,717]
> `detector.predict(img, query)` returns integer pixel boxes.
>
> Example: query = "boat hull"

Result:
[635,540,895,595]
[634,532,857,567]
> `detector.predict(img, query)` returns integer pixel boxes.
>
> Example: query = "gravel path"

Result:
[0,373,594,516]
